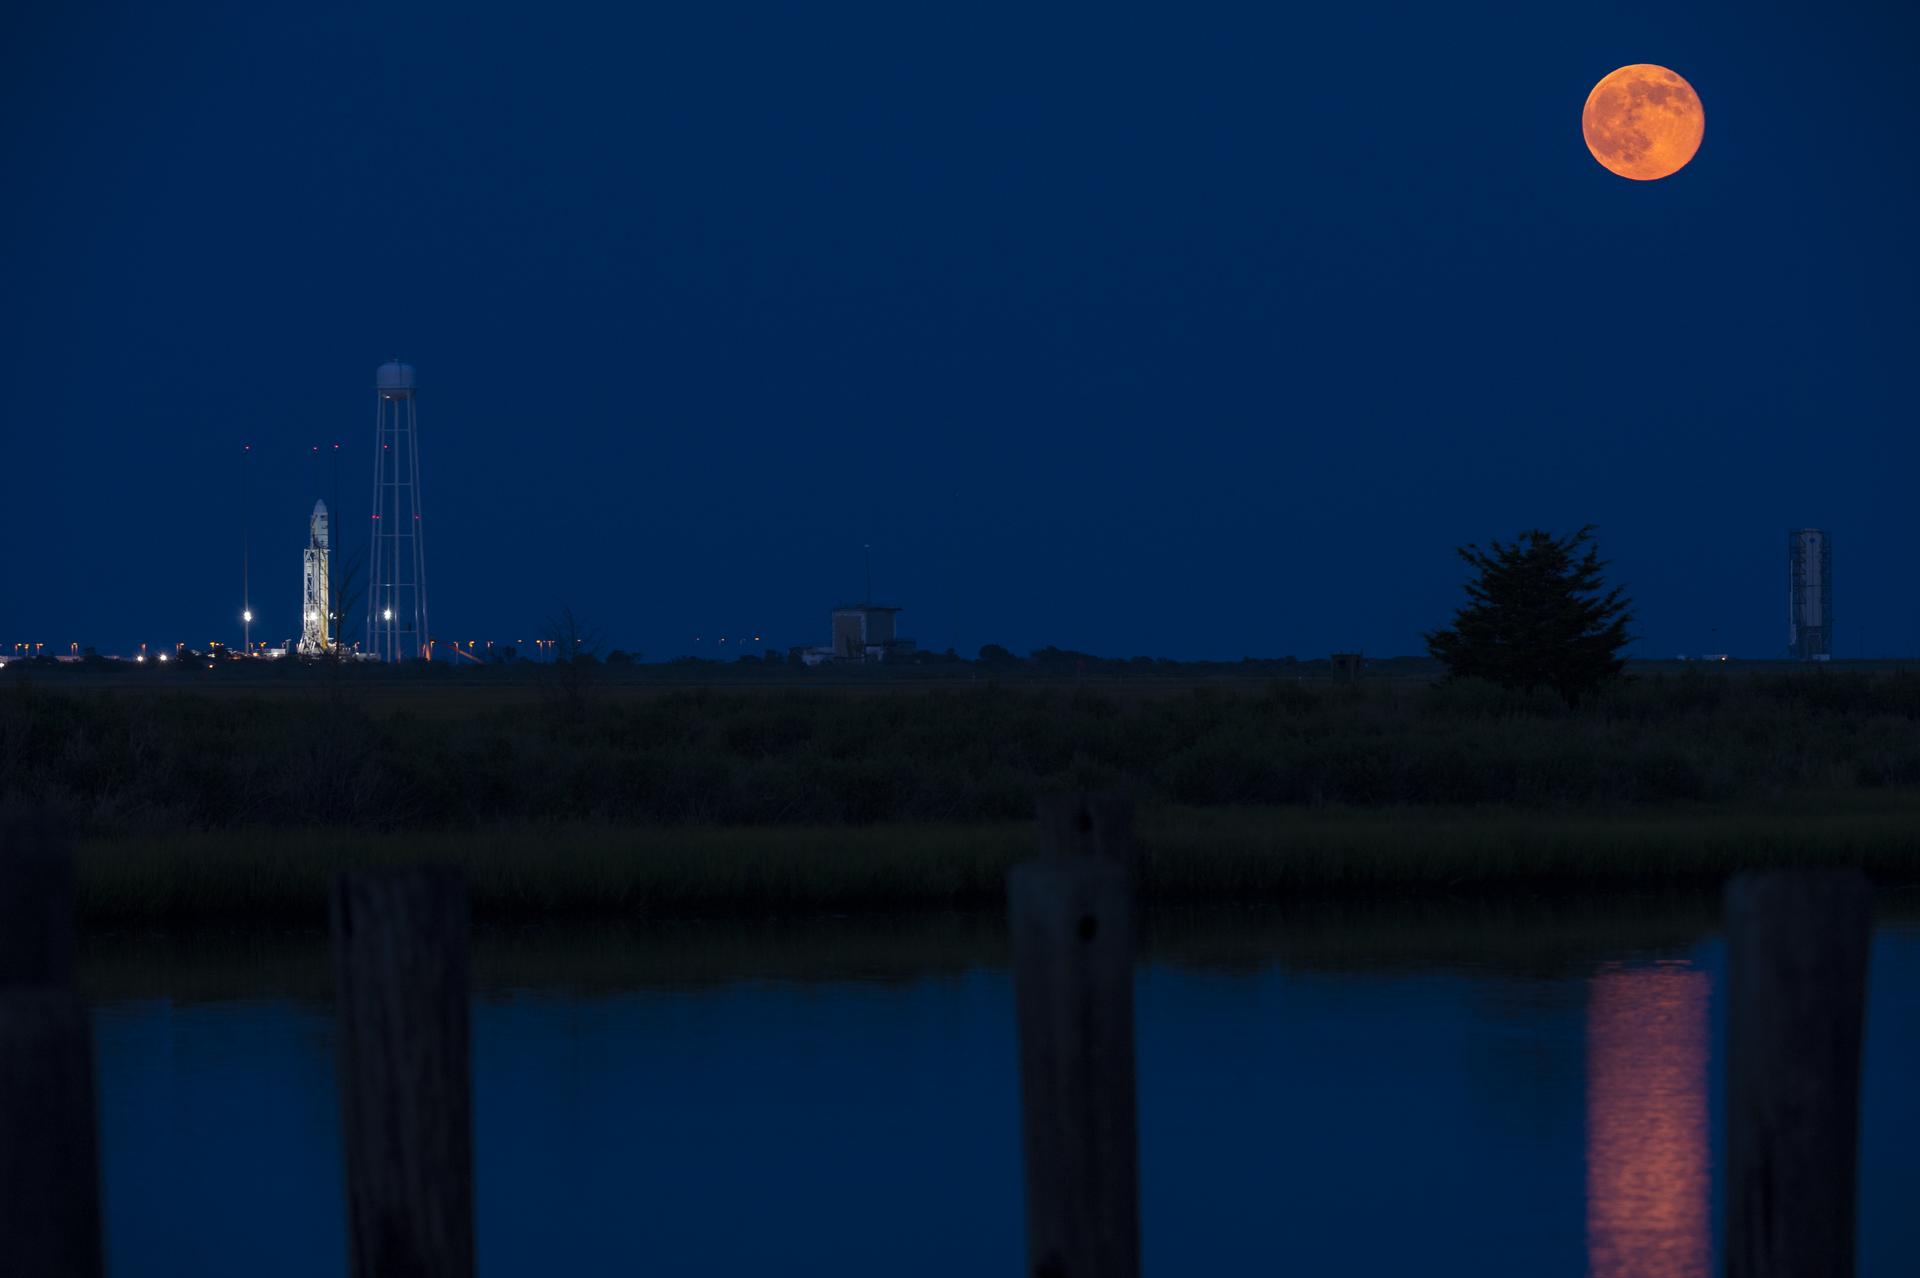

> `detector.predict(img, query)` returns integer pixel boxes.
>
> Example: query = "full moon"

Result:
[1582,64,1704,181]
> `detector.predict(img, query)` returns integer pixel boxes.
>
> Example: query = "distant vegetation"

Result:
[2,644,1366,678]
[8,670,1920,839]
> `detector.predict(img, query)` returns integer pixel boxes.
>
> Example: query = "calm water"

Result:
[82,896,1920,1276]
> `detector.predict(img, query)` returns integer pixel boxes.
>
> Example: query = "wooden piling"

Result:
[1034,791,1136,869]
[331,868,474,1278]
[1725,868,1872,1278]
[1009,794,1139,1278]
[0,809,76,986]
[0,813,104,1278]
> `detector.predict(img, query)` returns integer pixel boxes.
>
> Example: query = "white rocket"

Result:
[298,500,331,655]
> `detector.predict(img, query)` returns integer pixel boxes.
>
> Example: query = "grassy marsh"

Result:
[11,669,1920,831]
[73,796,1920,922]
[10,669,1920,919]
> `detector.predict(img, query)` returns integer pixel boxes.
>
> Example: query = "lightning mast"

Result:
[242,443,253,654]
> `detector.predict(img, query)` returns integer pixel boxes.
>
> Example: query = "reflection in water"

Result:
[77,906,1920,1278]
[1585,962,1711,1278]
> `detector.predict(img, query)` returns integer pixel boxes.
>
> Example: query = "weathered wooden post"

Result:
[1009,793,1139,1278]
[1725,868,1872,1278]
[0,811,78,985]
[0,811,105,1278]
[331,868,474,1278]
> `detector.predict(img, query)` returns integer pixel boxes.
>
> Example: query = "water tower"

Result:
[368,360,432,660]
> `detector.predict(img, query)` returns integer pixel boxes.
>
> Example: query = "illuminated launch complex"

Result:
[298,500,331,654]
[368,360,430,661]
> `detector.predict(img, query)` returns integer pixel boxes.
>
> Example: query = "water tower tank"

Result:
[375,361,417,399]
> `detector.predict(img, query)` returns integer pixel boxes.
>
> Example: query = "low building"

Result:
[796,603,917,665]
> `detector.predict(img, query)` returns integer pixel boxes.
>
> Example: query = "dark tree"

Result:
[544,605,601,664]
[543,606,602,716]
[977,644,1019,667]
[1425,525,1633,703]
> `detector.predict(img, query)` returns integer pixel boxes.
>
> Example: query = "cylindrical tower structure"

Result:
[1786,528,1832,661]
[368,361,432,660]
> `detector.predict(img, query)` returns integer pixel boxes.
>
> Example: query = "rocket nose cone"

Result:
[313,499,328,518]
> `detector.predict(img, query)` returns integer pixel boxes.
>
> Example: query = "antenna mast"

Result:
[242,443,252,655]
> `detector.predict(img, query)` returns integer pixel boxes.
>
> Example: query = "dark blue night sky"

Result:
[4,1,1915,660]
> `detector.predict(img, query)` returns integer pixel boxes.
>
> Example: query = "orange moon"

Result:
[1582,64,1704,181]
